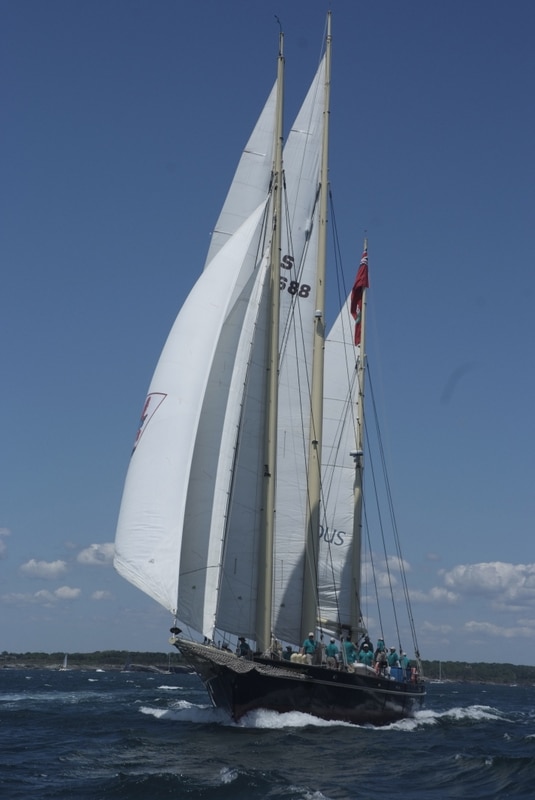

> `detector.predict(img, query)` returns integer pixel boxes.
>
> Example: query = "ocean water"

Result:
[1,668,534,799]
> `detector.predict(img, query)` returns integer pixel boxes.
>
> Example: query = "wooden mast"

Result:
[256,28,285,654]
[301,12,332,641]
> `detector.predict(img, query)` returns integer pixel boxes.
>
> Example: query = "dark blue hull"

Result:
[176,640,425,726]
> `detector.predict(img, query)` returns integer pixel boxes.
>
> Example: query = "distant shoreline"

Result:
[1,651,535,684]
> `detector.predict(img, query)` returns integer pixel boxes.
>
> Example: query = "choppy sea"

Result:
[1,667,534,799]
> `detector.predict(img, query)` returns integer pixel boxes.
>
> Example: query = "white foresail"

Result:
[213,260,271,638]
[180,248,271,637]
[115,79,278,626]
[114,201,268,615]
[204,84,276,267]
[318,297,360,637]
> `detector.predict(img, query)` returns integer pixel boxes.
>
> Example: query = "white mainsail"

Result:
[271,57,325,644]
[215,57,327,643]
[318,297,360,637]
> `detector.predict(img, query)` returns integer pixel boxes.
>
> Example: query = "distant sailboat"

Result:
[114,13,425,725]
[59,654,70,671]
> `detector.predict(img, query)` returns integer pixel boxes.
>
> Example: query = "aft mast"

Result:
[301,12,332,640]
[256,27,285,654]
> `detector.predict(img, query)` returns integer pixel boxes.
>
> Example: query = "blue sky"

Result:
[2,0,534,665]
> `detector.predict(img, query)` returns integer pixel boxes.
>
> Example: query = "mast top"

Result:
[274,15,284,56]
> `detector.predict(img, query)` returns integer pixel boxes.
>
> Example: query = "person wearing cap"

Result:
[375,646,388,675]
[358,642,373,667]
[387,646,400,668]
[237,636,252,658]
[325,637,339,668]
[282,645,293,661]
[400,650,411,679]
[301,632,317,664]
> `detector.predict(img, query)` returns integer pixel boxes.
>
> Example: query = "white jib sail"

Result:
[179,247,271,638]
[204,84,276,267]
[114,201,268,615]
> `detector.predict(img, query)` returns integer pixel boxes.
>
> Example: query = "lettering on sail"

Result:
[319,525,346,546]
[280,253,311,298]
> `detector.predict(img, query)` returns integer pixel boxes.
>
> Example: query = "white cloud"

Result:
[464,620,535,640]
[362,554,411,590]
[442,562,535,607]
[422,621,453,634]
[91,590,112,600]
[385,555,411,573]
[54,585,81,600]
[411,586,459,604]
[34,589,57,603]
[1,586,80,605]
[20,558,68,579]
[77,543,114,566]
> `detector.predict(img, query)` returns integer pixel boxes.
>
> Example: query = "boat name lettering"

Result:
[279,254,311,297]
[279,277,311,297]
[319,525,345,546]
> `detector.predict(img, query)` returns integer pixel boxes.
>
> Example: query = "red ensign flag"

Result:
[350,249,369,345]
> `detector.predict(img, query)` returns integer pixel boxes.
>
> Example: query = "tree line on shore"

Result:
[1,650,535,683]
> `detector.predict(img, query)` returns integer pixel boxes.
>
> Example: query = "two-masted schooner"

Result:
[114,14,425,726]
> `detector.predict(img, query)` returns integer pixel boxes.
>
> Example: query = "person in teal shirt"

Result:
[400,650,411,678]
[325,637,339,668]
[375,638,385,656]
[387,646,400,667]
[359,643,373,666]
[343,637,357,665]
[301,632,317,664]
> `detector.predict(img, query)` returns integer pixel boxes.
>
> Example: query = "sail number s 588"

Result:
[280,254,311,298]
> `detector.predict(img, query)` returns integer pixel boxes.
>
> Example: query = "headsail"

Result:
[114,77,279,622]
[204,84,276,267]
[114,201,270,615]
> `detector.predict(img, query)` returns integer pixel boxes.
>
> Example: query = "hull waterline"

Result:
[176,639,425,726]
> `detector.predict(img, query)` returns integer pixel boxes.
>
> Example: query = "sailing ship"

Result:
[114,14,425,726]
[59,654,70,671]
